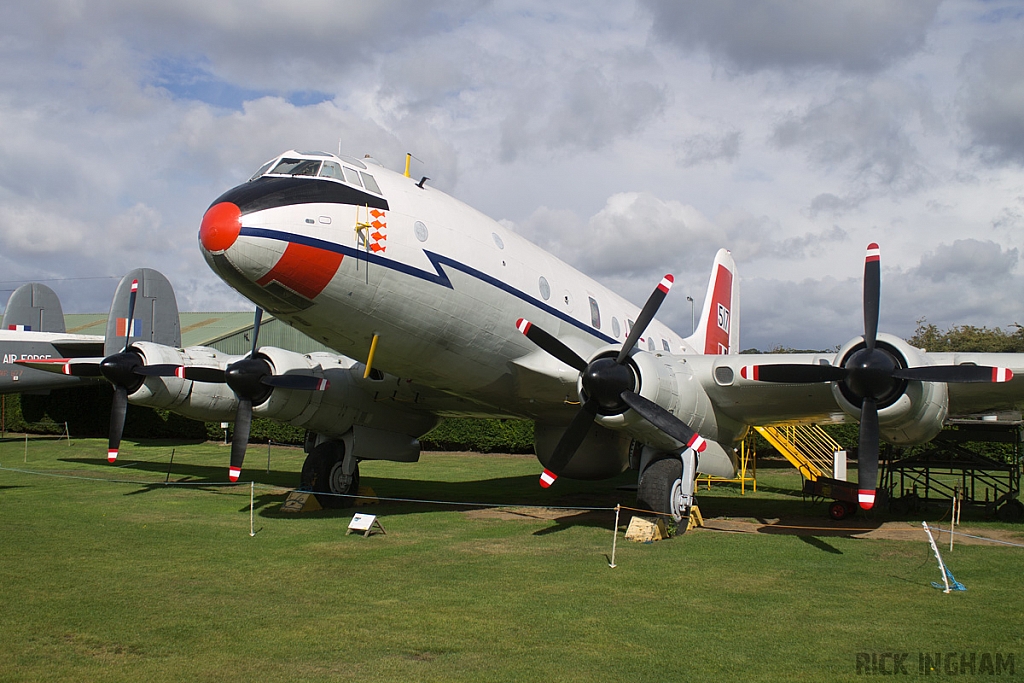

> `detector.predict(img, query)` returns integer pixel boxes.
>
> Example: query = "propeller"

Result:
[517,275,707,488]
[739,243,1014,510]
[161,307,329,481]
[98,278,141,463]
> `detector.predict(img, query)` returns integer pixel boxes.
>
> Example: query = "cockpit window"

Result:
[360,172,381,194]
[249,160,274,182]
[270,158,322,176]
[342,166,363,187]
[319,161,344,180]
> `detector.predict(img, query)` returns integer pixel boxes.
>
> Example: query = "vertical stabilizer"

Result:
[686,249,739,354]
[104,269,181,356]
[2,283,66,333]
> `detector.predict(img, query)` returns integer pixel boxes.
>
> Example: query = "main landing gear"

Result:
[300,439,360,508]
[636,448,699,529]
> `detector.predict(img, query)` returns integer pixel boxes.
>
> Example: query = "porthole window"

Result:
[612,317,620,337]
[492,233,505,249]
[414,221,428,242]
[538,276,550,301]
[588,297,601,329]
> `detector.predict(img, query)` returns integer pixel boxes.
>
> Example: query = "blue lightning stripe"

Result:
[238,226,618,345]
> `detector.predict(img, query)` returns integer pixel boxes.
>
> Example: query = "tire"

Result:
[637,457,686,526]
[828,500,851,521]
[996,499,1024,523]
[300,441,359,509]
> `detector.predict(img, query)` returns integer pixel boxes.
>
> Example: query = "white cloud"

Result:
[642,0,941,73]
[959,38,1024,166]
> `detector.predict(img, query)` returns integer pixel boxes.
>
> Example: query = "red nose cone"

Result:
[200,202,242,253]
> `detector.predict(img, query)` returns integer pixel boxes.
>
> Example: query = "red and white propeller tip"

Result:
[657,274,674,294]
[516,318,532,335]
[229,467,242,482]
[865,243,880,263]
[740,365,758,381]
[687,433,707,452]
[858,490,875,510]
[107,449,118,463]
[539,469,557,488]
[993,368,1014,383]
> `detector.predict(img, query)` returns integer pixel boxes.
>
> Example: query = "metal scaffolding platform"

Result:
[882,419,1023,522]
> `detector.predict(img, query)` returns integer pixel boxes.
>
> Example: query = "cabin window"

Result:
[662,339,671,352]
[360,172,381,194]
[589,297,601,329]
[611,317,620,337]
[492,233,505,249]
[271,158,321,176]
[648,337,655,351]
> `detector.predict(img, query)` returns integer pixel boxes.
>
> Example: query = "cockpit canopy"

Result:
[249,150,382,195]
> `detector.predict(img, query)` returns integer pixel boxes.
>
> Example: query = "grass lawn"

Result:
[1,436,1022,682]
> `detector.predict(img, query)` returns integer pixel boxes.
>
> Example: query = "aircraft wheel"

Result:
[996,499,1024,523]
[300,441,359,509]
[828,500,852,521]
[637,458,687,526]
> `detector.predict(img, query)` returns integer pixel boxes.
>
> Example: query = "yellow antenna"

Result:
[404,153,412,178]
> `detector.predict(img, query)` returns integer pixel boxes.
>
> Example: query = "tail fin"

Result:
[2,283,66,333]
[104,269,181,356]
[686,249,739,355]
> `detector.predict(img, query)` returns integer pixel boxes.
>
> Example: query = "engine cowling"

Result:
[252,350,439,440]
[832,333,948,445]
[127,342,239,421]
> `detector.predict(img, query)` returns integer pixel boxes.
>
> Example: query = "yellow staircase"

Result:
[754,425,842,481]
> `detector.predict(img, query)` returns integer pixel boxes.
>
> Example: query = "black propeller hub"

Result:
[99,351,145,393]
[224,357,273,404]
[581,357,636,414]
[844,346,899,403]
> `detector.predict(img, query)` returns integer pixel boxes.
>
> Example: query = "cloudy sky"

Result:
[1,0,1022,351]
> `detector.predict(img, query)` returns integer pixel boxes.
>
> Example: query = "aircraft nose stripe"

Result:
[199,202,242,253]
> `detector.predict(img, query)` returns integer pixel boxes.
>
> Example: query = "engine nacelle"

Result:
[253,350,439,440]
[832,333,948,445]
[128,342,239,421]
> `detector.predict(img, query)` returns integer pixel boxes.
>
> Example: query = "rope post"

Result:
[250,481,256,537]
[609,504,620,568]
[949,491,957,552]
[24,434,28,463]
[923,522,951,594]
[267,441,271,473]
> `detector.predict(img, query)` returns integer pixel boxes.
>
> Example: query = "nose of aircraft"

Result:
[199,202,242,253]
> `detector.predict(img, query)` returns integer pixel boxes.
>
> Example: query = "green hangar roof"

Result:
[63,312,334,356]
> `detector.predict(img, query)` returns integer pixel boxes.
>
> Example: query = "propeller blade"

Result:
[620,390,707,452]
[133,363,183,377]
[108,384,128,463]
[863,244,880,351]
[515,318,587,372]
[857,397,879,510]
[617,275,674,364]
[229,399,252,482]
[14,358,104,377]
[180,366,227,383]
[893,365,1014,384]
[132,364,228,383]
[540,403,598,487]
[261,374,329,391]
[740,363,848,383]
[249,307,263,357]
[123,278,139,353]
